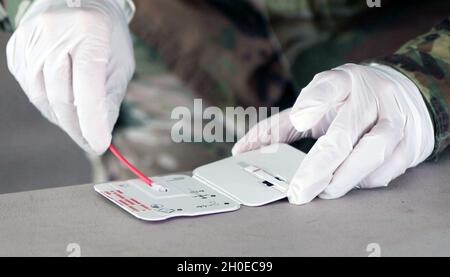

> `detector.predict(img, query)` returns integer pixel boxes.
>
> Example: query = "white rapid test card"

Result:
[94,175,240,221]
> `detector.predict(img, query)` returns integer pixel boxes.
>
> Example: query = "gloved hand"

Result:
[233,64,434,204]
[6,0,135,154]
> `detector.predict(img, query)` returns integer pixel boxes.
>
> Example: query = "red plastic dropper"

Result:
[109,144,167,192]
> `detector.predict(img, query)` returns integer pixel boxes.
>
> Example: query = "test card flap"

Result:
[193,143,306,206]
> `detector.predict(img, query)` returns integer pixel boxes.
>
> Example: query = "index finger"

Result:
[72,46,112,154]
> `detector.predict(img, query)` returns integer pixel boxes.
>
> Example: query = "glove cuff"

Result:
[369,63,435,164]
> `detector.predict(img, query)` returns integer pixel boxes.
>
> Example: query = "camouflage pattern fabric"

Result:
[129,0,296,110]
[373,17,450,159]
[1,0,450,181]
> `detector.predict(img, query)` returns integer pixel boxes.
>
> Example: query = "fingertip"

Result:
[287,187,315,205]
[289,105,329,132]
[289,110,309,132]
[75,100,112,155]
[231,145,240,156]
[86,131,111,155]
[231,141,247,156]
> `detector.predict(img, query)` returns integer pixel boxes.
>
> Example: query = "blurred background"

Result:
[0,0,449,194]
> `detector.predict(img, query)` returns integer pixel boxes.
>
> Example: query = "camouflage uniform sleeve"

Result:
[0,0,35,32]
[372,17,450,159]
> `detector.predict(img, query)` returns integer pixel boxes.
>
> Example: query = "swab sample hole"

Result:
[262,181,274,187]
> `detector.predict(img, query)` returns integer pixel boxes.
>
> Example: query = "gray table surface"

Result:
[1,152,450,257]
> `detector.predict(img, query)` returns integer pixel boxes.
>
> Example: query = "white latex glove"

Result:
[233,63,434,204]
[6,0,135,154]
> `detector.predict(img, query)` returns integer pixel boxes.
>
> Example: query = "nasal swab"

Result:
[109,144,168,192]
